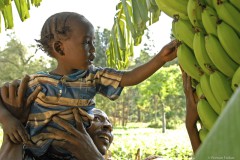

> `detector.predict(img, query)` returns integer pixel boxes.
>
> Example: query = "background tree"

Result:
[0,32,55,85]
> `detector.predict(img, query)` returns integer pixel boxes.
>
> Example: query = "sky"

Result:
[0,0,173,58]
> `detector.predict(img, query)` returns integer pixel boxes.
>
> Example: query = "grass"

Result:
[109,123,193,160]
[0,123,193,160]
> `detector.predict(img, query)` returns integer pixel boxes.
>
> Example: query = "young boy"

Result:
[0,11,179,158]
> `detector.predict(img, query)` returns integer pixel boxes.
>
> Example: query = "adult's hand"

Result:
[1,75,41,123]
[181,68,199,128]
[30,108,104,160]
[181,67,201,153]
[0,75,41,160]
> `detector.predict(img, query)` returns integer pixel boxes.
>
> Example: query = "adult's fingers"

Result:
[1,83,9,100]
[9,82,18,102]
[25,85,42,108]
[17,75,30,102]
[72,108,86,133]
[31,127,71,143]
[52,116,79,137]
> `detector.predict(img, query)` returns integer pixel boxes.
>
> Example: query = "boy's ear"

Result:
[53,41,64,55]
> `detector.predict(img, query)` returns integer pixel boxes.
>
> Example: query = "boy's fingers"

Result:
[9,135,18,144]
[17,75,30,101]
[17,126,30,143]
[25,86,42,108]
[9,133,21,144]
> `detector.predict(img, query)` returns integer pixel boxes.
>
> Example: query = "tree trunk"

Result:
[161,103,166,133]
[137,107,141,122]
[154,96,158,122]
[121,101,125,127]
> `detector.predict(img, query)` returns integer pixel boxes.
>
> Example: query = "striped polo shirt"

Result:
[24,65,124,157]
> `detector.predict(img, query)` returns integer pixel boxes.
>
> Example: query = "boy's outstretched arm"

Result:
[120,40,180,87]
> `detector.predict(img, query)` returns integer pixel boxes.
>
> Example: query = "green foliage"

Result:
[109,124,193,160]
[166,119,183,129]
[94,27,111,67]
[148,120,162,128]
[0,32,55,85]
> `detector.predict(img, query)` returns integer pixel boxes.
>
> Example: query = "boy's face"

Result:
[61,17,96,71]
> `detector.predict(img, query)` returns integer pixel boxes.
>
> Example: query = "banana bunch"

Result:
[157,0,240,143]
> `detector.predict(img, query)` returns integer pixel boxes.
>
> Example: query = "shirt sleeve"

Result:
[94,67,125,100]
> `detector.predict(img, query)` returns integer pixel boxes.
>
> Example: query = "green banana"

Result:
[230,0,240,11]
[205,0,214,8]
[200,74,221,114]
[173,18,195,49]
[197,99,218,130]
[196,83,204,99]
[201,5,219,37]
[155,0,188,20]
[205,34,238,77]
[210,71,233,105]
[232,66,240,91]
[217,20,240,65]
[214,1,240,34]
[164,0,188,16]
[193,32,216,75]
[177,43,203,81]
[199,127,209,142]
[187,0,205,31]
[221,100,228,112]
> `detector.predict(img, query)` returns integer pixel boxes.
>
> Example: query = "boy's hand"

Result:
[158,39,180,63]
[1,75,41,123]
[2,116,29,144]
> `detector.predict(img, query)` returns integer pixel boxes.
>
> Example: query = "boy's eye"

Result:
[83,40,95,45]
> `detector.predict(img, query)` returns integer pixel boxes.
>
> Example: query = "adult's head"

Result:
[36,12,96,71]
[87,108,114,155]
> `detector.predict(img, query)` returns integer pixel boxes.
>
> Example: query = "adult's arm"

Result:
[181,68,201,153]
[0,75,41,160]
[30,108,104,160]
